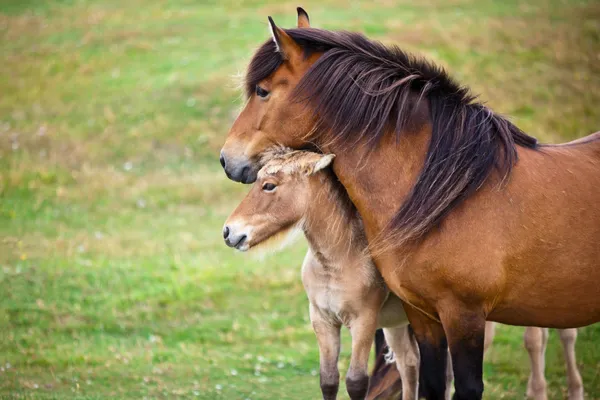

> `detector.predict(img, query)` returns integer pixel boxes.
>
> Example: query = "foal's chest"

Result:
[302,249,379,325]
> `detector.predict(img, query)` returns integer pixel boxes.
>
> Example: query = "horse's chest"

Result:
[378,257,437,313]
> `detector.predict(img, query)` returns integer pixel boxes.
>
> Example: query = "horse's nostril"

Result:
[219,153,226,168]
[223,226,230,240]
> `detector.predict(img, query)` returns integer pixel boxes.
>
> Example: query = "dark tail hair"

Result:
[367,329,403,400]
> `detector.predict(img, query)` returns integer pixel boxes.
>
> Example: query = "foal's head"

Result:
[223,150,335,252]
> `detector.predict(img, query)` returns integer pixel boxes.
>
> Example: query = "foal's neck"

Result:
[302,170,366,266]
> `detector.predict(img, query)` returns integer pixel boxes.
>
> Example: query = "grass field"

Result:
[1,0,599,398]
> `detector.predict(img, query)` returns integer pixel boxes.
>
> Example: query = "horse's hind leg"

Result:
[558,329,584,400]
[309,304,341,400]
[524,327,549,400]
[383,325,420,400]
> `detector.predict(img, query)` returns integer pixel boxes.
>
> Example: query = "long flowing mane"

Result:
[246,28,538,245]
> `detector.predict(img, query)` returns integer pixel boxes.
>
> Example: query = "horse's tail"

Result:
[374,329,386,355]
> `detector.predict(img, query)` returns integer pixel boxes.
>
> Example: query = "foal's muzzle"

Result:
[220,151,258,184]
[223,225,249,251]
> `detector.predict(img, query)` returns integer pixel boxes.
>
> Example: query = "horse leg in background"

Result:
[382,325,419,400]
[484,322,496,354]
[366,332,404,400]
[404,304,449,400]
[310,305,342,400]
[439,305,486,400]
[346,316,379,400]
[524,327,549,400]
[558,329,584,400]
[374,329,386,356]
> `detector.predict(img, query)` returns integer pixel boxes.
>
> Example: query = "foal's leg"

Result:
[310,304,342,400]
[558,329,584,400]
[439,305,486,400]
[404,303,449,400]
[524,327,548,400]
[383,325,420,400]
[346,316,378,400]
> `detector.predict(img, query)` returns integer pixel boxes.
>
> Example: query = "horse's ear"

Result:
[310,154,335,174]
[268,16,303,62]
[297,7,310,28]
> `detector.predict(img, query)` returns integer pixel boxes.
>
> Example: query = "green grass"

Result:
[1,0,599,398]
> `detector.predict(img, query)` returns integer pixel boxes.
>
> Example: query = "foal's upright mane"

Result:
[246,28,538,246]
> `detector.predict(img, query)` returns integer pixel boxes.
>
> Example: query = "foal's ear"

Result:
[310,154,335,175]
[297,7,310,28]
[268,16,303,63]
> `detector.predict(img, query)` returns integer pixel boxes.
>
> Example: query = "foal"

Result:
[223,150,423,400]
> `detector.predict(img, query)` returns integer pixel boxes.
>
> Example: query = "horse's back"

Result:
[563,131,600,148]
[545,131,600,154]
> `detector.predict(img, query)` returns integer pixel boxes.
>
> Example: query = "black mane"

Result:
[246,28,538,245]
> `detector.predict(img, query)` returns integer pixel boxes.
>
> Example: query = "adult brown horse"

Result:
[219,8,600,400]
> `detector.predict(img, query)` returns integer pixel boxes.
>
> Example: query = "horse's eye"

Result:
[262,182,277,192]
[256,85,270,98]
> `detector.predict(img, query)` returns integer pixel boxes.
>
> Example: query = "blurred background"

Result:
[1,0,598,398]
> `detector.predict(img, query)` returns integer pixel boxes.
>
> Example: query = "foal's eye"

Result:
[262,182,277,192]
[255,85,270,98]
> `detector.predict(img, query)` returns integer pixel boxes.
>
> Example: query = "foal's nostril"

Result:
[219,153,226,168]
[223,226,230,240]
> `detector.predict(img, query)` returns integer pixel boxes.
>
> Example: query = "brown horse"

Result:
[223,149,424,400]
[219,8,600,399]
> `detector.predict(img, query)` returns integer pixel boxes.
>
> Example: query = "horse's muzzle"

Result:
[220,151,258,184]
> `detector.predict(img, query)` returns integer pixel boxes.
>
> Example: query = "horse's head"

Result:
[220,8,319,183]
[223,149,334,251]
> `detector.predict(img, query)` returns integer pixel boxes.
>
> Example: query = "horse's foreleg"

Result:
[524,327,548,400]
[439,306,486,400]
[404,303,449,400]
[346,316,378,400]
[383,325,420,400]
[310,304,341,400]
[558,329,584,400]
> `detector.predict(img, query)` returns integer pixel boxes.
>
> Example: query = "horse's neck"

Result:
[302,173,366,267]
[330,125,431,241]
